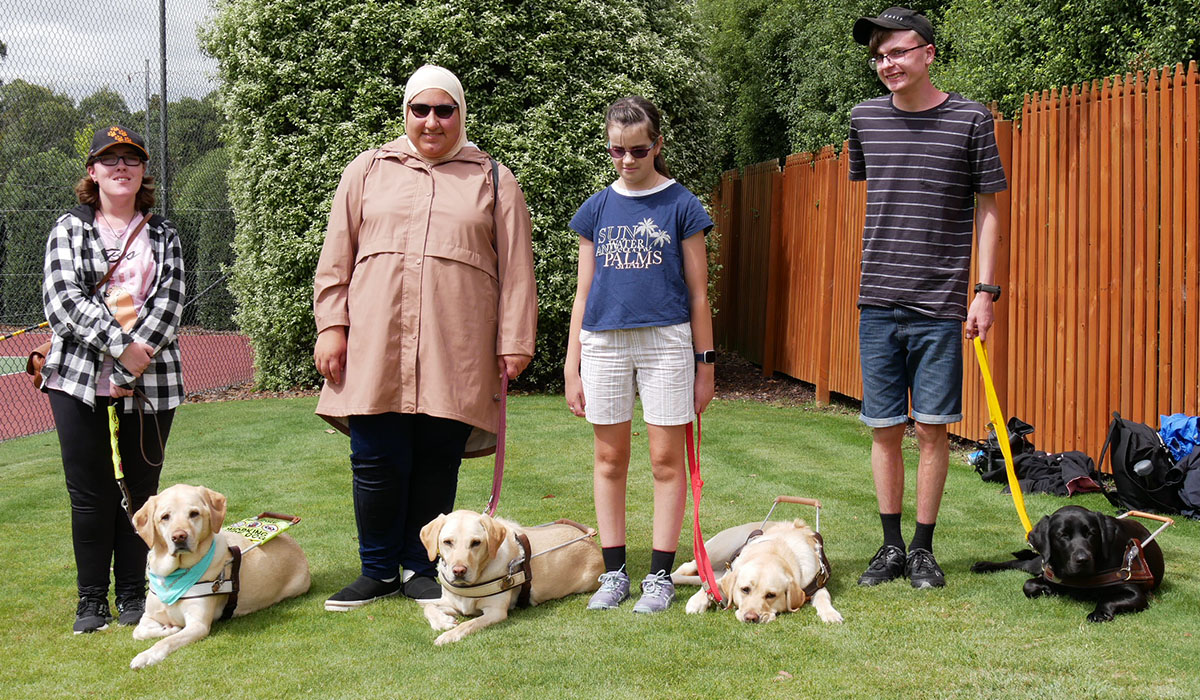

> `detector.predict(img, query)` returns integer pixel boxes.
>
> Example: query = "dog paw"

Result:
[130,648,166,670]
[818,608,844,624]
[428,616,457,632]
[685,591,711,615]
[1087,610,1115,623]
[1023,581,1052,599]
[434,628,467,645]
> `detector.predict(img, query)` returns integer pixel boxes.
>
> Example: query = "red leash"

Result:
[484,370,508,517]
[685,415,723,604]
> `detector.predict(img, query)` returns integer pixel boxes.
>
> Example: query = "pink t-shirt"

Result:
[48,213,156,396]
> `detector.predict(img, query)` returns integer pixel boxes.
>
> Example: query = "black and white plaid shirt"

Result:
[42,204,185,412]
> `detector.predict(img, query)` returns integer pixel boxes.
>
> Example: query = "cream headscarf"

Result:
[403,64,469,164]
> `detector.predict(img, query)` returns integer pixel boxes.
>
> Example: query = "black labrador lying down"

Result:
[971,505,1164,622]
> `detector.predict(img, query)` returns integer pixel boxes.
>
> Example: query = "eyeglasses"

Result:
[607,143,655,159]
[94,154,146,167]
[867,44,929,71]
[409,103,459,119]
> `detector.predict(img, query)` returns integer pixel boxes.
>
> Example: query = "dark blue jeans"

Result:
[348,413,472,580]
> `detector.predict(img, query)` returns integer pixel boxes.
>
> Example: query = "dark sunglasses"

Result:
[409,103,459,119]
[94,154,146,167]
[606,143,655,159]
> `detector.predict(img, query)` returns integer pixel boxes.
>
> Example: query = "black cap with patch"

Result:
[88,125,150,161]
[853,7,935,46]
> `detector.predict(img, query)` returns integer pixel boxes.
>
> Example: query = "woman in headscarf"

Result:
[313,64,537,609]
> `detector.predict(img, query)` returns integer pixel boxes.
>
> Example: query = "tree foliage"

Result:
[203,0,721,390]
[701,0,1200,165]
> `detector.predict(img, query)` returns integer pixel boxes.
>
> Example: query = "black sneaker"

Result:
[402,575,443,601]
[905,548,946,589]
[324,575,404,611]
[857,544,906,586]
[73,596,112,634]
[116,596,145,626]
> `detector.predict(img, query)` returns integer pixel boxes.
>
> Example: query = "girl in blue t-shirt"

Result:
[564,95,715,614]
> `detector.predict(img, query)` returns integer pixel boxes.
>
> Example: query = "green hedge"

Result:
[204,0,720,390]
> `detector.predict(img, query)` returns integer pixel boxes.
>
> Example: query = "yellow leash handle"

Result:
[973,337,1033,536]
[107,405,125,480]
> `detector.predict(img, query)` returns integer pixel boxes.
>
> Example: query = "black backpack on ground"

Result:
[1097,411,1187,514]
[972,416,1036,483]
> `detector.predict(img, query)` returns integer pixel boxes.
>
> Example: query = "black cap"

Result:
[853,7,935,46]
[88,125,149,161]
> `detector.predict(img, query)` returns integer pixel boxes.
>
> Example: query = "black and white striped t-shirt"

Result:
[848,93,1007,320]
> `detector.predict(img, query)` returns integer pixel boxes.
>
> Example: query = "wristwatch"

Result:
[694,350,716,365]
[974,283,1002,301]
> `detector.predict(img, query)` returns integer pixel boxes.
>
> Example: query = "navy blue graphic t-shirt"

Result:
[570,179,713,331]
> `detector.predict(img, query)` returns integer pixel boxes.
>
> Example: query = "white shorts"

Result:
[579,323,695,426]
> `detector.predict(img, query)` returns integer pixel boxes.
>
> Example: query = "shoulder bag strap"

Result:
[91,214,150,296]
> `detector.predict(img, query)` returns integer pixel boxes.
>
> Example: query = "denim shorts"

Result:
[579,323,695,426]
[858,305,963,427]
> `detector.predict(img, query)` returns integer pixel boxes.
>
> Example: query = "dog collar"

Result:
[148,538,221,605]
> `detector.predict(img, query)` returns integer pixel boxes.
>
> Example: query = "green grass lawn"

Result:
[1,395,1197,699]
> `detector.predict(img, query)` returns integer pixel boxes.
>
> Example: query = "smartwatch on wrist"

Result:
[694,350,716,365]
[973,283,1001,301]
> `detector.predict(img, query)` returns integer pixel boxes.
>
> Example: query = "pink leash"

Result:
[686,415,723,604]
[483,370,508,517]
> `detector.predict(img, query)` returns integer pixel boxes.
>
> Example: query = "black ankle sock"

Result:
[910,521,936,553]
[602,546,627,573]
[881,512,905,550]
[649,549,675,575]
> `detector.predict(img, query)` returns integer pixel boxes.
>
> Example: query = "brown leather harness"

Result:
[1041,538,1157,591]
[436,519,594,608]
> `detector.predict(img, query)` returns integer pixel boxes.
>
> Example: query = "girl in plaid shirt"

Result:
[41,126,185,634]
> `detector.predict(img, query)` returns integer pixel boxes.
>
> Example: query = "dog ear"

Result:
[786,576,806,613]
[1028,515,1051,557]
[1096,511,1124,564]
[420,514,447,562]
[718,569,737,606]
[203,487,227,532]
[481,514,507,560]
[132,494,158,548]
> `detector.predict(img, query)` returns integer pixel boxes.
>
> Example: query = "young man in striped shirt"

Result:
[847,7,1007,588]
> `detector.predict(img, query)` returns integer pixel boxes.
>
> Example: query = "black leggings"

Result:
[48,390,173,599]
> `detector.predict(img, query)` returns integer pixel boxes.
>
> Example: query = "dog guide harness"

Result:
[435,519,596,608]
[723,529,833,610]
[148,513,300,621]
[1040,538,1157,591]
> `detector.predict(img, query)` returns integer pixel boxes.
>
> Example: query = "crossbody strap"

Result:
[91,215,150,296]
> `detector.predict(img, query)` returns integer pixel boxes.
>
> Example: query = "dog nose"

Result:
[744,610,759,622]
[452,565,467,578]
[171,530,188,544]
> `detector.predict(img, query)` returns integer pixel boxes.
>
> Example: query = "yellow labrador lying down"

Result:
[130,484,310,669]
[672,519,843,624]
[420,510,604,645]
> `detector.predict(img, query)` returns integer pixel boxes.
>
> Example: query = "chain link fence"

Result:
[1,1,252,441]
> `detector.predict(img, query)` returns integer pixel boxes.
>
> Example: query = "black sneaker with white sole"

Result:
[905,548,946,588]
[402,575,443,601]
[116,596,145,626]
[73,596,112,634]
[857,544,906,586]
[324,575,404,611]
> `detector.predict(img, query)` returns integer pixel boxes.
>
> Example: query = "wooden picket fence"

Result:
[712,61,1199,454]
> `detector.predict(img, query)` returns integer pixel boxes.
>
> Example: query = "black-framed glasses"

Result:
[409,103,459,119]
[94,154,146,167]
[867,44,929,71]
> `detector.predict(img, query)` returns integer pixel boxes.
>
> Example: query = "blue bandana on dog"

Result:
[147,540,220,605]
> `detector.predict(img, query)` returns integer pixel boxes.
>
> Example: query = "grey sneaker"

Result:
[632,570,675,614]
[587,569,631,610]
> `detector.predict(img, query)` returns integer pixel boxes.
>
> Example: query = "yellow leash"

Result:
[972,337,1033,536]
[107,405,135,523]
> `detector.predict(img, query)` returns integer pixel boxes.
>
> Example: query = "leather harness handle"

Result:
[775,496,822,509]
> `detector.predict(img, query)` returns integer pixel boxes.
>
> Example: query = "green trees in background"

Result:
[204,0,721,390]
[0,79,235,328]
[703,0,1200,166]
